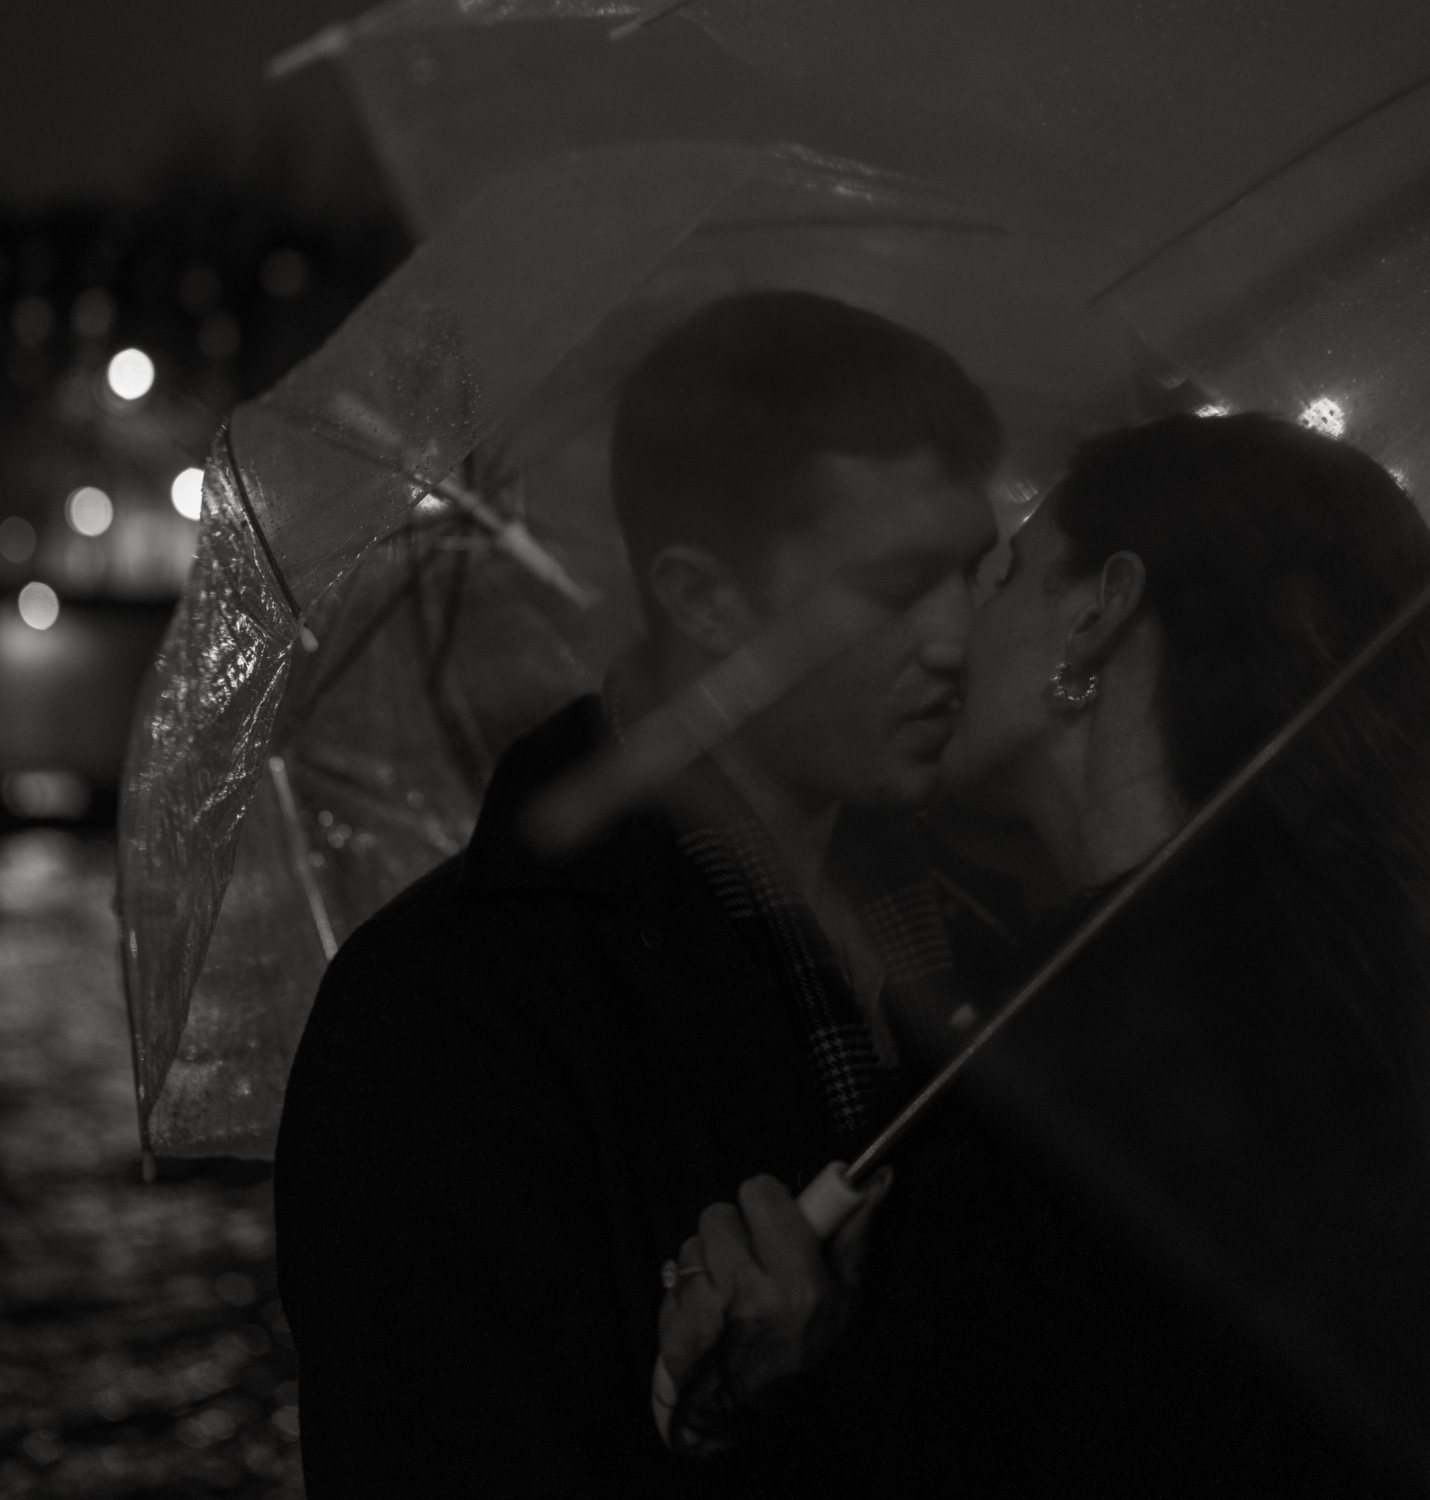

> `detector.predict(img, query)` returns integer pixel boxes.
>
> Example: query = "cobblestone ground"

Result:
[0,830,304,1497]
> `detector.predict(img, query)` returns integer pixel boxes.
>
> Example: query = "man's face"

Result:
[940,502,1076,805]
[740,446,997,812]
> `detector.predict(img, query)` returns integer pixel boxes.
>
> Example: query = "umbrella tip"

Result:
[266,22,351,82]
[609,0,700,43]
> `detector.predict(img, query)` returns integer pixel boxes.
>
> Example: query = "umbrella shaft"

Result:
[846,572,1430,1188]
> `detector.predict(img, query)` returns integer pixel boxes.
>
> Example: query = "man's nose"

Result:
[912,578,971,675]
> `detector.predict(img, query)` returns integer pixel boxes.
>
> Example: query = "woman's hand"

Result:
[658,1166,893,1421]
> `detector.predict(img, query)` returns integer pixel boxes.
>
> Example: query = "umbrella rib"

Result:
[299,529,450,709]
[1088,67,1430,308]
[252,401,598,608]
[610,0,702,43]
[223,425,303,623]
[268,754,340,962]
[410,537,493,797]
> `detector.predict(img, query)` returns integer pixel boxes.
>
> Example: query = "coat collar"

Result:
[459,692,843,1182]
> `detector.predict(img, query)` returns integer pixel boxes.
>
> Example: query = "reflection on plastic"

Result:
[1298,397,1346,439]
[118,443,296,1149]
[528,581,881,853]
[119,142,1026,1159]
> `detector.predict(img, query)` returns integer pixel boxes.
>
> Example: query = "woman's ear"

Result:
[1064,550,1147,672]
[647,544,759,658]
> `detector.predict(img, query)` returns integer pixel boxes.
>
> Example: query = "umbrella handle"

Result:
[652,1160,863,1445]
[795,1158,865,1238]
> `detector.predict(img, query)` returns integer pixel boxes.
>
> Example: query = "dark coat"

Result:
[277,695,1430,1497]
[844,821,1430,1498]
[274,696,852,1498]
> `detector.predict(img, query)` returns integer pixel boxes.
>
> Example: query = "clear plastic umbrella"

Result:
[119,0,1430,1163]
[118,141,1101,1160]
[115,8,1430,1476]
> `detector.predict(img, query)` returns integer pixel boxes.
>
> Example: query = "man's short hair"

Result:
[610,290,1002,617]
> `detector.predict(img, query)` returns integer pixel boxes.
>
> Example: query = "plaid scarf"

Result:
[603,653,968,1140]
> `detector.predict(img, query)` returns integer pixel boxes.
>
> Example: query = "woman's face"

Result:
[941,502,1079,803]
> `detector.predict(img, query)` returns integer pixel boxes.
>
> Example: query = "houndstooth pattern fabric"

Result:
[678,817,952,1138]
[602,651,962,1138]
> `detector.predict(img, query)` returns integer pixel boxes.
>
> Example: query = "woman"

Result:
[657,413,1430,1495]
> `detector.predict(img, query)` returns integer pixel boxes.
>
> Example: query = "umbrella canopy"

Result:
[119,141,1067,1158]
[119,1,1430,1164]
[320,0,1430,483]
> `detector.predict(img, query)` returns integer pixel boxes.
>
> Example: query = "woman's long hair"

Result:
[1052,412,1430,1139]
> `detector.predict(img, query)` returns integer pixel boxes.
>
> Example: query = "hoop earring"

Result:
[1049,660,1099,711]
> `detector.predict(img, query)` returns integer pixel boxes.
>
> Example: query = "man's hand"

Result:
[658,1166,894,1412]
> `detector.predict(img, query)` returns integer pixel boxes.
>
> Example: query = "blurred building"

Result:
[0,177,407,829]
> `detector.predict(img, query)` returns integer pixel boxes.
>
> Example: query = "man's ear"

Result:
[647,544,760,657]
[1064,550,1147,672]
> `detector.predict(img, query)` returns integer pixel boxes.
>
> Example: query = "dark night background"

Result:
[1,6,398,1493]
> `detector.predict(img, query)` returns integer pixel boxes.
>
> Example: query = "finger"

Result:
[661,1234,716,1297]
[697,1200,759,1303]
[659,1276,731,1385]
[738,1174,826,1286]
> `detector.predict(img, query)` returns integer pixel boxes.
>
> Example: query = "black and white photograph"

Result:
[2,3,1429,1495]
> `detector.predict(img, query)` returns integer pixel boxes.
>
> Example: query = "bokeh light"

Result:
[0,516,37,564]
[171,468,205,521]
[1,770,90,820]
[65,486,114,538]
[18,581,60,631]
[106,348,155,401]
[1298,396,1346,438]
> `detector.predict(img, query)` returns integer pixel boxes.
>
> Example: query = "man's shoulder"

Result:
[464,692,678,908]
[479,693,606,822]
[330,850,467,979]
[321,692,645,1005]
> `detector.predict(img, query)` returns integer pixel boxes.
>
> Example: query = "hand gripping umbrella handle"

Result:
[794,1158,867,1238]
[652,1160,863,1444]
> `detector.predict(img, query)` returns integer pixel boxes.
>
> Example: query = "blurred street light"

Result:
[66,486,114,537]
[18,581,60,631]
[2,770,90,820]
[106,348,155,401]
[170,468,204,521]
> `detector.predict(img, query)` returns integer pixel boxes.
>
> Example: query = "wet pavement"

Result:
[0,830,304,1497]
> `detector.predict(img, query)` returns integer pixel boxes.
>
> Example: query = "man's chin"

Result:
[843,756,945,813]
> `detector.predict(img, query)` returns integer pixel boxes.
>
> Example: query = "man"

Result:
[273,290,1002,1496]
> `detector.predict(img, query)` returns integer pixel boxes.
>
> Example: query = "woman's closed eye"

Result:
[971,539,1015,605]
